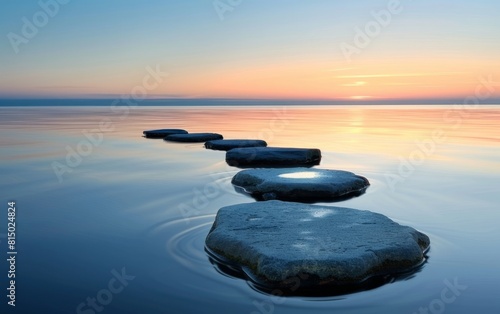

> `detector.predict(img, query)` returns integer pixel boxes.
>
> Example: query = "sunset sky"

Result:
[1,0,499,102]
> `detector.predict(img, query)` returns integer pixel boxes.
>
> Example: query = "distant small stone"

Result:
[143,129,188,138]
[232,168,369,202]
[226,147,321,167]
[164,133,223,143]
[205,200,430,293]
[205,139,267,151]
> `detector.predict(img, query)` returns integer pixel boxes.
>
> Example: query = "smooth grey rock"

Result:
[232,168,369,202]
[143,129,188,138]
[164,133,223,143]
[226,147,321,167]
[206,201,430,291]
[205,139,267,151]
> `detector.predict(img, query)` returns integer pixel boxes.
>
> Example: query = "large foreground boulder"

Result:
[226,147,321,167]
[205,139,267,151]
[205,201,430,294]
[232,168,369,202]
[143,129,188,138]
[164,133,223,143]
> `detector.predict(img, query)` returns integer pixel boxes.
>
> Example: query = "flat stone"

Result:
[164,133,223,143]
[143,129,188,138]
[232,168,369,202]
[226,147,321,167]
[205,201,430,293]
[205,139,267,151]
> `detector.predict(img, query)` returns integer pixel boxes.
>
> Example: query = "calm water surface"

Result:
[0,105,499,313]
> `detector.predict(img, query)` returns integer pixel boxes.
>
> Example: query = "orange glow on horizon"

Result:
[4,55,498,101]
[141,55,500,101]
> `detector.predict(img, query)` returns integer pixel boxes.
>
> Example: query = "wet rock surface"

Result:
[226,147,321,167]
[143,129,188,138]
[164,133,223,143]
[231,168,370,202]
[205,201,430,293]
[205,139,267,151]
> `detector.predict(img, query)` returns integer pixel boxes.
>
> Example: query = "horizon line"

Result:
[1,97,500,106]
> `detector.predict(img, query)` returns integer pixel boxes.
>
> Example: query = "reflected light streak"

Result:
[279,172,321,179]
[336,72,467,79]
[311,209,336,218]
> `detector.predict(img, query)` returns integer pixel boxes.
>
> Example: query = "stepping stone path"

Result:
[143,127,430,295]
[226,147,321,167]
[205,200,430,293]
[143,129,188,138]
[164,133,223,143]
[231,168,370,202]
[205,139,267,151]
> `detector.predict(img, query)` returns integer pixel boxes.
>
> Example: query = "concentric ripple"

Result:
[147,214,215,274]
[142,214,257,299]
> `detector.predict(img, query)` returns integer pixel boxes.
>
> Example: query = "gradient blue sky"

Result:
[1,0,499,101]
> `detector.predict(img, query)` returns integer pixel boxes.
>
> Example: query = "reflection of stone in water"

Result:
[206,245,428,297]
